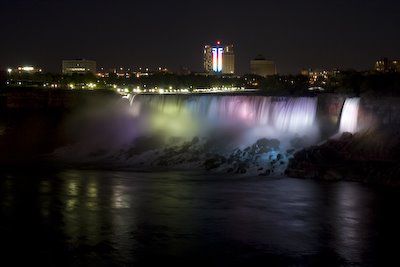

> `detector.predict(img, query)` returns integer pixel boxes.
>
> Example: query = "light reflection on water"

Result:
[0,170,399,266]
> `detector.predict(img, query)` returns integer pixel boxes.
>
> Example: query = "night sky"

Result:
[1,0,399,74]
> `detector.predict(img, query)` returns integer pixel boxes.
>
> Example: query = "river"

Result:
[0,169,398,266]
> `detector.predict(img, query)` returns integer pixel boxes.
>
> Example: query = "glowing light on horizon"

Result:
[87,83,96,89]
[20,66,34,71]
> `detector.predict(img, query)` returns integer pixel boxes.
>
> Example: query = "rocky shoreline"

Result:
[286,132,400,186]
[51,130,400,186]
[53,136,293,177]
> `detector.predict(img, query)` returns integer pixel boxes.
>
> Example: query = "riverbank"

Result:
[286,132,400,186]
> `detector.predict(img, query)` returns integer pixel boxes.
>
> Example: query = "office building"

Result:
[62,59,96,74]
[223,45,235,74]
[203,42,235,74]
[250,55,276,77]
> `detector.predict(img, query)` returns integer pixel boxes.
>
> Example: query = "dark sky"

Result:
[1,0,399,74]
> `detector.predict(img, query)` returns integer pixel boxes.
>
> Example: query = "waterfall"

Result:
[54,94,322,170]
[270,97,317,133]
[339,98,360,134]
[130,95,318,140]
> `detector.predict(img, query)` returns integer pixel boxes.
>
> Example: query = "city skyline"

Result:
[1,0,400,74]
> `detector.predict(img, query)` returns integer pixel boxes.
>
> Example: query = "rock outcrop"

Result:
[103,136,296,176]
[286,131,400,186]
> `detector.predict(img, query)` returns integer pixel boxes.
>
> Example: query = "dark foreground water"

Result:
[0,170,399,266]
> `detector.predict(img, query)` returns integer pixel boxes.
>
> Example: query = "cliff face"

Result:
[359,97,400,130]
[0,88,128,165]
[0,87,122,110]
[316,94,347,138]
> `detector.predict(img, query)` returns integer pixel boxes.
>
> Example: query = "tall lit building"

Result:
[62,59,96,74]
[223,45,235,74]
[203,42,235,74]
[203,45,213,73]
[250,55,276,77]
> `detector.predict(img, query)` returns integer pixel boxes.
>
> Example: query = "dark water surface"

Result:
[0,170,399,266]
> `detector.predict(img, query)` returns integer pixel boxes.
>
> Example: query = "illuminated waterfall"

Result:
[270,97,318,133]
[130,95,318,140]
[53,94,322,167]
[339,98,360,134]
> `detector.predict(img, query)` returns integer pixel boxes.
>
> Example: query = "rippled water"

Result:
[0,170,398,266]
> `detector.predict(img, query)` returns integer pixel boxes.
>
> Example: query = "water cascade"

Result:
[339,98,360,134]
[53,94,367,173]
[130,95,319,142]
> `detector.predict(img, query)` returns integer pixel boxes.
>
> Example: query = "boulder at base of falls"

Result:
[215,138,288,176]
[204,155,227,170]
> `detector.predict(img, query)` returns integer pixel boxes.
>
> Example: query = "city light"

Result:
[18,66,35,72]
